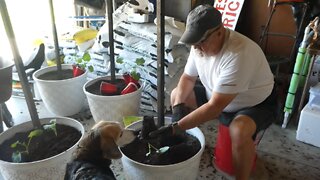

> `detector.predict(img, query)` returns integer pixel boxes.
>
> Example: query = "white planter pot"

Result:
[83,76,142,124]
[0,117,84,180]
[33,65,87,116]
[0,57,14,103]
[120,118,205,180]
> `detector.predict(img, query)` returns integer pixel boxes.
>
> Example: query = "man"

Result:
[150,4,277,180]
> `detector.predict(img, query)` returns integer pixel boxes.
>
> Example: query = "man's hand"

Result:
[149,122,184,138]
[172,103,190,122]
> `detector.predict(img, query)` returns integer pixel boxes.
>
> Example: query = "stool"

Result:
[213,123,266,176]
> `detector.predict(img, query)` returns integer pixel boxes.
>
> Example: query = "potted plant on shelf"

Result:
[0,1,85,179]
[33,52,92,117]
[83,57,145,124]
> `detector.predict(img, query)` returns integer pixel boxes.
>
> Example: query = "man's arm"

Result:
[172,73,198,106]
[178,91,237,130]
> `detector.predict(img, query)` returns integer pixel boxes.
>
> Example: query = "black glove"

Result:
[148,122,184,138]
[171,103,190,122]
[139,116,157,140]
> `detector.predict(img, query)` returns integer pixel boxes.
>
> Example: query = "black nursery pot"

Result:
[119,117,205,180]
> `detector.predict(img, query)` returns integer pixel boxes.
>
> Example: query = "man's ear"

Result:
[100,137,122,159]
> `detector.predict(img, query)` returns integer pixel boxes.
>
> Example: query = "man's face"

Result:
[193,26,224,56]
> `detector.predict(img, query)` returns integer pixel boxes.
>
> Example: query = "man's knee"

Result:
[229,115,256,146]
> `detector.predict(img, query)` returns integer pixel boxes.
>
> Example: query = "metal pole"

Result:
[0,0,41,128]
[49,0,62,79]
[0,104,3,133]
[157,0,165,127]
[107,0,116,82]
[297,49,318,119]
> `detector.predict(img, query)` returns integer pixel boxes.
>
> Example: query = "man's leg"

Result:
[229,115,257,180]
[225,87,276,179]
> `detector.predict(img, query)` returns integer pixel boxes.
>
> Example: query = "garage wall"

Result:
[237,0,297,58]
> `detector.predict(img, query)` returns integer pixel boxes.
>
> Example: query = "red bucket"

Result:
[213,123,257,176]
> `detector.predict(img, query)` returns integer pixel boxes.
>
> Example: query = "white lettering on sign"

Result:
[214,0,245,30]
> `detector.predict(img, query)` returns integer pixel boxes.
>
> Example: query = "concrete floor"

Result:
[1,96,320,180]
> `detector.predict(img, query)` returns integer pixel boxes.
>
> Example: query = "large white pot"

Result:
[83,76,142,124]
[0,117,84,180]
[120,118,205,180]
[33,65,87,116]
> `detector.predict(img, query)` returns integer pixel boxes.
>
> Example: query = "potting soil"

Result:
[86,79,126,96]
[37,69,74,80]
[121,133,201,165]
[121,117,201,165]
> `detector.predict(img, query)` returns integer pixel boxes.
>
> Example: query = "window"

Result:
[0,0,75,60]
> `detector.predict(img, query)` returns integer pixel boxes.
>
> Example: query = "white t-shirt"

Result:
[184,29,274,112]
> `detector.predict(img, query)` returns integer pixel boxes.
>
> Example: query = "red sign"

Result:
[214,0,245,30]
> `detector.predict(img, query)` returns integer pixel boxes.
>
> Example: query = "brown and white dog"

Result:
[64,121,137,180]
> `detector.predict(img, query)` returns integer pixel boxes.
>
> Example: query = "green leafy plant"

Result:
[43,119,57,136]
[116,57,146,81]
[10,119,57,163]
[145,143,169,157]
[74,52,94,72]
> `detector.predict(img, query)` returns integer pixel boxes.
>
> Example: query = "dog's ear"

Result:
[99,124,123,159]
[100,137,122,159]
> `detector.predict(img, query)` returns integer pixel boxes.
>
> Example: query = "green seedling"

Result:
[75,52,94,72]
[145,143,169,157]
[10,119,57,163]
[116,57,146,81]
[43,119,57,136]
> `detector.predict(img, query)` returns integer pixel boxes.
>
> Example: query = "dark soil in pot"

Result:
[0,124,81,163]
[85,79,126,96]
[121,116,201,165]
[37,69,74,80]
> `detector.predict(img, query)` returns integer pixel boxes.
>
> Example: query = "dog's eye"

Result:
[120,132,123,137]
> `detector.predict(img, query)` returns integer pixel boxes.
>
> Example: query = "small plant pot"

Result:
[33,64,87,116]
[120,117,205,180]
[0,117,85,180]
[72,65,85,77]
[83,75,142,124]
[0,57,14,103]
